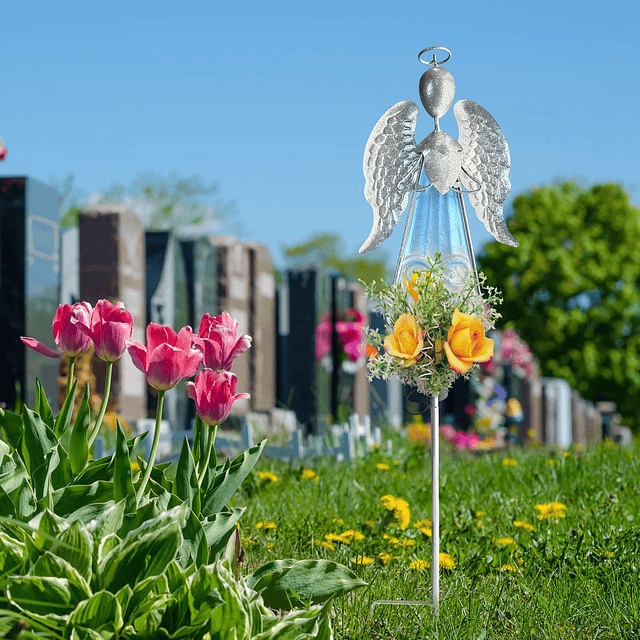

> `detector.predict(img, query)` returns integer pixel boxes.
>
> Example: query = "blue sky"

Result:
[3,0,639,271]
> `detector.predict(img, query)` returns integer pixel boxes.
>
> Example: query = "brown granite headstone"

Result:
[79,205,146,426]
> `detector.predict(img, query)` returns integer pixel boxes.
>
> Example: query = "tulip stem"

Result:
[136,389,165,505]
[67,356,76,396]
[198,423,217,487]
[88,360,113,447]
[193,414,203,462]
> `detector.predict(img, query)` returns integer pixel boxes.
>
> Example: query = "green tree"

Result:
[477,181,640,431]
[282,231,388,283]
[55,171,241,234]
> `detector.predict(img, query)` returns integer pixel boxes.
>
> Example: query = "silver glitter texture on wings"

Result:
[360,101,422,253]
[454,99,519,247]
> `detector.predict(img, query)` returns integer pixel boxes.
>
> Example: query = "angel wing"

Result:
[454,99,519,247]
[359,101,422,253]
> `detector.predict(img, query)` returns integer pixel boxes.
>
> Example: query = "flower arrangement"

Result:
[315,307,366,370]
[363,255,502,397]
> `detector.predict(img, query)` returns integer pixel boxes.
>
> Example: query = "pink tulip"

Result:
[0,145,6,162]
[71,299,133,362]
[21,302,93,358]
[128,323,203,390]
[194,312,252,371]
[185,369,249,426]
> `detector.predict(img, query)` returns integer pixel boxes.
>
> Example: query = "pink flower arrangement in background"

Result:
[484,329,534,377]
[21,302,93,358]
[127,323,203,390]
[0,139,7,162]
[72,299,133,362]
[194,311,252,371]
[315,308,366,363]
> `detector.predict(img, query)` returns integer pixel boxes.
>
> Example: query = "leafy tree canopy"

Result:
[478,181,640,431]
[55,171,241,235]
[282,231,388,283]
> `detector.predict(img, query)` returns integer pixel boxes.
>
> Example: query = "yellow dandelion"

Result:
[337,530,365,544]
[439,553,455,570]
[332,517,344,525]
[400,539,415,547]
[365,520,375,528]
[534,502,567,520]
[300,468,317,480]
[379,494,398,510]
[324,533,344,544]
[513,520,535,532]
[410,559,429,572]
[547,459,556,466]
[475,511,486,518]
[378,552,393,564]
[376,463,390,471]
[242,536,256,546]
[393,460,400,466]
[351,555,374,566]
[415,523,432,537]
[600,551,614,558]
[562,451,571,458]
[320,540,335,551]
[502,458,518,467]
[258,471,279,483]
[266,543,274,549]
[500,563,517,572]
[477,521,483,527]
[255,521,277,530]
[495,537,515,547]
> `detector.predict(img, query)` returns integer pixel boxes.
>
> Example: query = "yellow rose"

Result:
[443,308,493,374]
[384,314,423,367]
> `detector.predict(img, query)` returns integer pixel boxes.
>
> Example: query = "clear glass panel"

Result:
[395,187,475,293]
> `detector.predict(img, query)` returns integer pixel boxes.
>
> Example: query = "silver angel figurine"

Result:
[360,47,517,287]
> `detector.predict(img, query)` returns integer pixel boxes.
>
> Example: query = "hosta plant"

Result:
[0,504,340,639]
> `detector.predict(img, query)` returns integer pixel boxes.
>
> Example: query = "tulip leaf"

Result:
[11,477,37,520]
[0,408,24,450]
[50,443,73,490]
[68,590,123,635]
[74,457,114,486]
[178,507,207,569]
[245,559,367,610]
[113,420,136,513]
[200,440,265,517]
[175,437,200,516]
[55,378,79,437]
[35,379,55,431]
[1,452,27,494]
[0,484,15,519]
[33,444,62,504]
[52,481,115,517]
[20,406,57,476]
[69,385,91,476]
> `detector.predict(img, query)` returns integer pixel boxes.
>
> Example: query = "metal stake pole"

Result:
[431,394,440,610]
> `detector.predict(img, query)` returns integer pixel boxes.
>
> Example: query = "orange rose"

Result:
[365,343,380,360]
[384,314,423,367]
[443,308,493,374]
[403,271,420,302]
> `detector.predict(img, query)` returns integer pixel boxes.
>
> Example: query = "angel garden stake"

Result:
[361,47,517,611]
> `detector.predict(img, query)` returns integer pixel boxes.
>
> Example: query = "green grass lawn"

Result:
[232,435,640,639]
